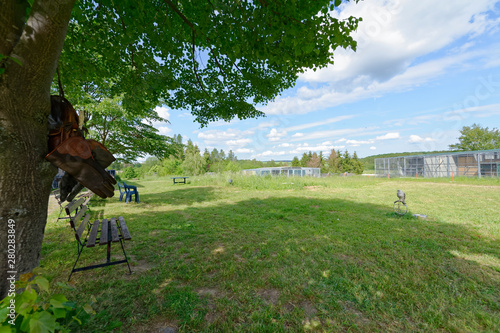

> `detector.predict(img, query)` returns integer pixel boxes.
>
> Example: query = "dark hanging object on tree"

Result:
[46,95,117,201]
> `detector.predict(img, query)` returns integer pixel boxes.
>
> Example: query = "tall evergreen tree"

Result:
[300,153,311,167]
[327,149,338,173]
[352,151,364,174]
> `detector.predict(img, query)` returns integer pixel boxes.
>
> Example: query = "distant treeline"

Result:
[111,136,290,179]
[111,136,366,178]
[290,150,364,174]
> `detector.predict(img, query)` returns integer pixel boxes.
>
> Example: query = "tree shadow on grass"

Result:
[44,195,500,333]
[139,186,217,207]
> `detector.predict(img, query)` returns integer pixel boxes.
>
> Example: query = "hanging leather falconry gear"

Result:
[45,96,117,200]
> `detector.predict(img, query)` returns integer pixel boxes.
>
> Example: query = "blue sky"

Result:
[152,0,500,161]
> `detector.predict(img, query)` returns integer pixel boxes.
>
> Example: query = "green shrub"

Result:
[0,270,95,332]
[122,167,138,179]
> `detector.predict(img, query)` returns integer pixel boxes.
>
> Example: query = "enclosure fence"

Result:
[242,167,321,177]
[375,150,500,179]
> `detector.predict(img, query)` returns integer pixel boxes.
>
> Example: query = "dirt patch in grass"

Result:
[204,303,219,324]
[257,289,280,305]
[114,255,154,276]
[196,287,225,298]
[233,254,246,262]
[304,186,321,191]
[196,288,225,324]
[300,301,317,317]
[132,318,178,333]
[342,301,370,325]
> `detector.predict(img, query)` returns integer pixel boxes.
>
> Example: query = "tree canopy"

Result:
[449,124,500,151]
[81,96,178,162]
[56,0,360,126]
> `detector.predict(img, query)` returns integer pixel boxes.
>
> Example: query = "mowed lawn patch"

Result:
[42,175,500,332]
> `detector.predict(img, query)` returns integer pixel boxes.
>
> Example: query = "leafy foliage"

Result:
[0,270,95,333]
[56,0,361,126]
[81,96,179,162]
[122,166,138,179]
[449,123,500,151]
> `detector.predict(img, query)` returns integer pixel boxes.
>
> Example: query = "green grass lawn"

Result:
[42,175,500,332]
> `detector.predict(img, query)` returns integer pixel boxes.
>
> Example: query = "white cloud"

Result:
[157,126,172,135]
[262,0,500,116]
[154,106,170,121]
[346,139,375,145]
[408,135,435,143]
[376,132,400,140]
[291,143,344,154]
[267,128,287,142]
[257,120,281,129]
[323,0,499,83]
[256,150,287,157]
[235,148,254,154]
[226,138,253,147]
[370,146,377,150]
[285,115,356,132]
[291,127,381,142]
[292,133,304,138]
[198,128,254,142]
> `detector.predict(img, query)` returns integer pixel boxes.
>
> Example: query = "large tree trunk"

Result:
[0,0,76,299]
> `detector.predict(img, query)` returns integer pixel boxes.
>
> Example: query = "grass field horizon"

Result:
[42,174,500,332]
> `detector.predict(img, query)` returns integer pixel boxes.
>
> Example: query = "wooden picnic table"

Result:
[171,176,189,184]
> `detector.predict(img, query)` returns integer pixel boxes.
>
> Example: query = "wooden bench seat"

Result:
[66,198,132,281]
[55,190,93,222]
[171,176,189,184]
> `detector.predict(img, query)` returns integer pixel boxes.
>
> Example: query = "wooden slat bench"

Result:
[66,198,132,281]
[55,190,93,222]
[171,176,189,184]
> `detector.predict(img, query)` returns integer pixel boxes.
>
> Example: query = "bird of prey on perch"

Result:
[395,190,406,204]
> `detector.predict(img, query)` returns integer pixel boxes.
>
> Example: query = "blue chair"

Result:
[122,182,139,203]
[117,183,127,202]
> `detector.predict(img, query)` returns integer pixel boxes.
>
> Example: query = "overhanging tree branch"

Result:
[164,0,196,30]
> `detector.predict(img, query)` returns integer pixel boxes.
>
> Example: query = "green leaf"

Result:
[16,288,37,314]
[33,277,49,293]
[0,326,13,333]
[49,294,68,309]
[82,303,95,315]
[20,315,30,332]
[29,311,57,333]
[0,306,9,322]
[52,308,67,319]
[9,56,22,66]
[32,267,48,275]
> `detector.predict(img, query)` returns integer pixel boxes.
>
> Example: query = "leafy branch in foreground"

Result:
[80,96,180,163]
[0,269,96,333]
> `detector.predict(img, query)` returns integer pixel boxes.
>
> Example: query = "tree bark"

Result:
[0,0,76,299]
